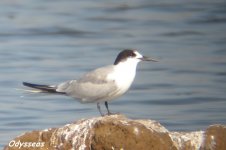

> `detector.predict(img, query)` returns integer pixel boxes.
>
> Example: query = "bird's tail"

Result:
[22,82,65,94]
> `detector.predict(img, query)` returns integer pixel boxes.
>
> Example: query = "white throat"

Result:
[107,58,140,96]
[116,57,140,72]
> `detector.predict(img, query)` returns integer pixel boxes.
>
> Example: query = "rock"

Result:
[170,131,204,150]
[4,115,226,150]
[201,125,226,150]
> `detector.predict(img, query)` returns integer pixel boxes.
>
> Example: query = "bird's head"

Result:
[114,49,158,65]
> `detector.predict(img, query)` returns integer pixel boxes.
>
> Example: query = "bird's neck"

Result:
[115,60,138,74]
[108,60,139,89]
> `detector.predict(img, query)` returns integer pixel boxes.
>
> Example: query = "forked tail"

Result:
[23,82,65,94]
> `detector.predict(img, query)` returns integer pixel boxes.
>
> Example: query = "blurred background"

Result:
[0,0,226,148]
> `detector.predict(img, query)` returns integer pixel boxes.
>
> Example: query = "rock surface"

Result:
[4,115,226,150]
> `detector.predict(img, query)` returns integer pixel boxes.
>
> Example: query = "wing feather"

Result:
[57,65,118,102]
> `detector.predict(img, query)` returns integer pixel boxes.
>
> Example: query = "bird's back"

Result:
[56,65,119,103]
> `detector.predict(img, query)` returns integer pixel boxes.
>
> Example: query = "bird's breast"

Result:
[107,67,136,93]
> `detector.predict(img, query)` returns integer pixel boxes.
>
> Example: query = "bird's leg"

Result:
[105,101,112,115]
[97,102,104,116]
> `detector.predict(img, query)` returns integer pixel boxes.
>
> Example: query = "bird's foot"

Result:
[106,111,120,116]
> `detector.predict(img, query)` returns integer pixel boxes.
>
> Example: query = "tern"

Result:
[23,49,157,116]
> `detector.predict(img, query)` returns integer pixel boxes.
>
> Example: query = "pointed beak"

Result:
[140,56,158,62]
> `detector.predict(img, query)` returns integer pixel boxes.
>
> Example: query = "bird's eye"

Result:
[129,52,136,57]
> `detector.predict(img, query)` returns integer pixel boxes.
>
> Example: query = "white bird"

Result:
[23,49,157,116]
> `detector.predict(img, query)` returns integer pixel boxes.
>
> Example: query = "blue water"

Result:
[1,0,226,148]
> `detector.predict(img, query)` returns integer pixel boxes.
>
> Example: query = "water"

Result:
[1,0,226,148]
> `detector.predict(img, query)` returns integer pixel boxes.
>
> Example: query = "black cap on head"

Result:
[114,49,137,65]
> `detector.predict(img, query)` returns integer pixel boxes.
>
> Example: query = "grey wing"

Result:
[56,65,118,103]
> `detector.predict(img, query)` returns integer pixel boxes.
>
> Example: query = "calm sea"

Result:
[1,0,226,148]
